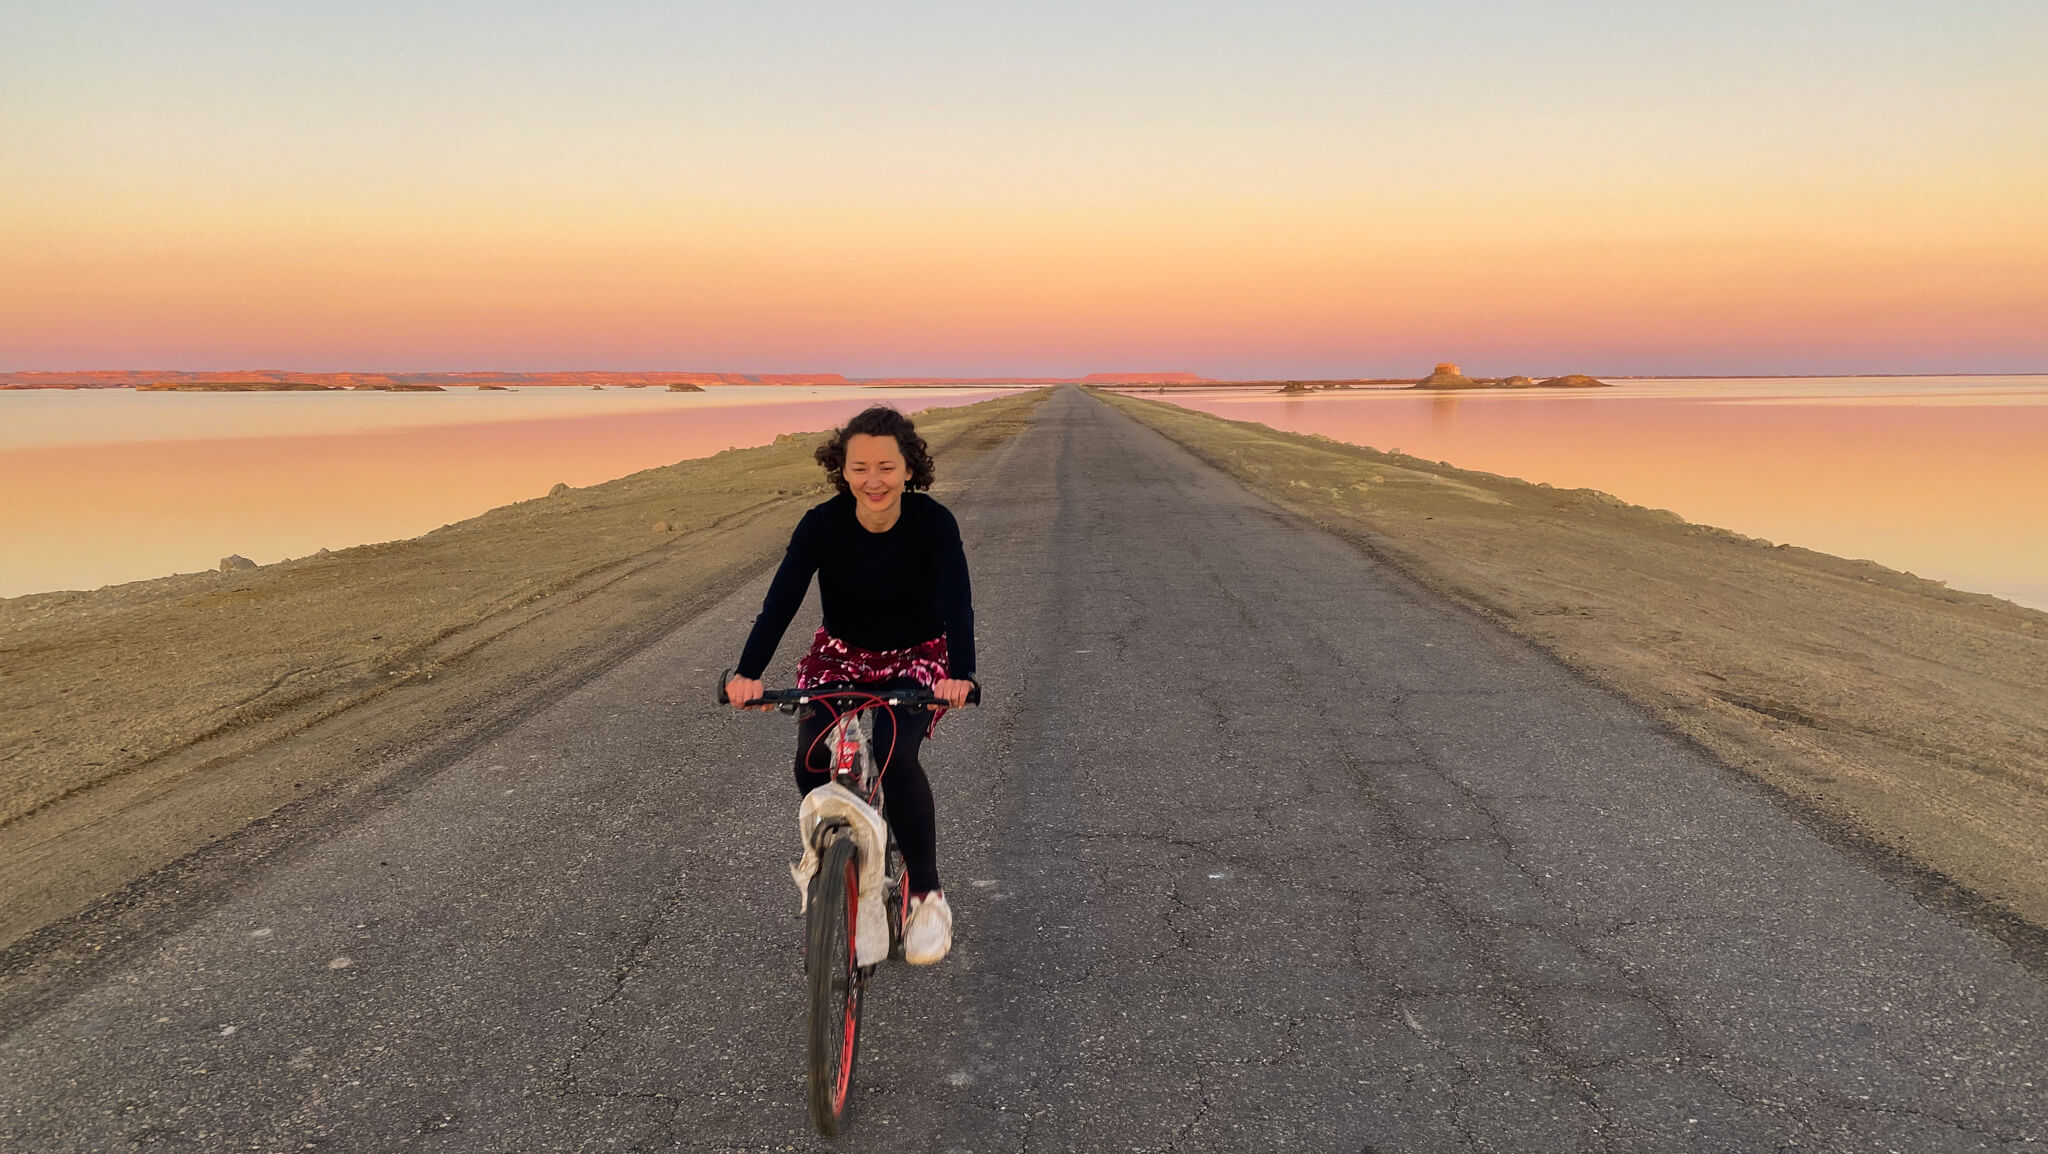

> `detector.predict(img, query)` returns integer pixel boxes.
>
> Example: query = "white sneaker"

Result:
[903,891,953,965]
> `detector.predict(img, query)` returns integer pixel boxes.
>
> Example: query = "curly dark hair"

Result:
[814,406,935,495]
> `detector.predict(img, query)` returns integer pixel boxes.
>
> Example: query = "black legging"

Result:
[793,694,941,895]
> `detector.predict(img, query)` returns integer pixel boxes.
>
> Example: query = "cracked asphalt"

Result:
[4,386,2046,1152]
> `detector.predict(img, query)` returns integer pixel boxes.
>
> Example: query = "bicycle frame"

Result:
[821,705,882,805]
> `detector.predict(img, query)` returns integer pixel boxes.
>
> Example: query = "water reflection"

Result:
[0,389,1012,597]
[1430,392,1461,432]
[1152,377,2048,610]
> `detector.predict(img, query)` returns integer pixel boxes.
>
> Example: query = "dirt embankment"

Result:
[0,391,1047,950]
[1099,391,2048,931]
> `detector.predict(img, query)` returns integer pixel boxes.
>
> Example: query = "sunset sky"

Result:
[4,1,2043,378]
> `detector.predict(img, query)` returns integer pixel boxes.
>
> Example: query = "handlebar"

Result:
[716,668,980,711]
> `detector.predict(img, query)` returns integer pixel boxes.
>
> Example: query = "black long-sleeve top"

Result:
[735,492,975,680]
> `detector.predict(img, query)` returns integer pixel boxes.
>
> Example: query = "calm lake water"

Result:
[0,386,1016,598]
[1137,376,2048,611]
[9,378,2045,610]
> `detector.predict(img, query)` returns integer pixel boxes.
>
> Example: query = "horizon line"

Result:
[5,369,2047,384]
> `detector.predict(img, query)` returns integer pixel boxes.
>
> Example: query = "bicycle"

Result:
[717,671,980,1136]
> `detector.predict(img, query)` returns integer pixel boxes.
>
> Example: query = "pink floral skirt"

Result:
[795,627,952,736]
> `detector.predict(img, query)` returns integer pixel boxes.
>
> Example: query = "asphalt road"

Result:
[4,387,2045,1152]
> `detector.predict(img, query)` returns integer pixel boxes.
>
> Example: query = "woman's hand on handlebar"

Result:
[934,678,975,709]
[724,675,771,712]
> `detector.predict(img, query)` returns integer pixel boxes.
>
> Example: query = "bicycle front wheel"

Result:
[806,830,863,1135]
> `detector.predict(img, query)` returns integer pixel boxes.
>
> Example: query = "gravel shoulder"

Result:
[0,391,1047,952]
[1100,389,2048,932]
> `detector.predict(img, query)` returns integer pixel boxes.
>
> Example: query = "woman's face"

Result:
[843,432,907,515]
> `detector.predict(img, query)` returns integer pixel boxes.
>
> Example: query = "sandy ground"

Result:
[1099,390,2048,932]
[0,391,1047,950]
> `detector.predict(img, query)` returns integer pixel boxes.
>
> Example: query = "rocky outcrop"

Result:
[548,483,571,498]
[666,383,705,392]
[1413,365,1611,390]
[352,383,445,392]
[1415,362,1485,389]
[218,555,257,572]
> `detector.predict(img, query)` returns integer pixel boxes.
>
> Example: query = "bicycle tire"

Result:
[806,830,863,1135]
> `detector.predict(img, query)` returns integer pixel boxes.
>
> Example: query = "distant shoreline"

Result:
[2,371,1184,390]
[4,370,2043,391]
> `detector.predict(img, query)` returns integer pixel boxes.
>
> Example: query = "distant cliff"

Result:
[0,371,851,390]
[0,369,1226,390]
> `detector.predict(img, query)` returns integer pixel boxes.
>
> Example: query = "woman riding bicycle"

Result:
[723,406,975,966]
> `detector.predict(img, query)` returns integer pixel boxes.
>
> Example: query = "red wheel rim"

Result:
[832,856,859,1114]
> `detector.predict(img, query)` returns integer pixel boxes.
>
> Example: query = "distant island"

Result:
[1408,363,1609,390]
[1268,365,1608,393]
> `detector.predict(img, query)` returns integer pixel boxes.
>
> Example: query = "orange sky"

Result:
[3,2,2043,376]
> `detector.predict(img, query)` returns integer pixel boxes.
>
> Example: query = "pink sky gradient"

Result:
[3,2,2043,376]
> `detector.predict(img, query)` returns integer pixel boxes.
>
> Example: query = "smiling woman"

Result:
[725,405,978,965]
[820,407,937,525]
